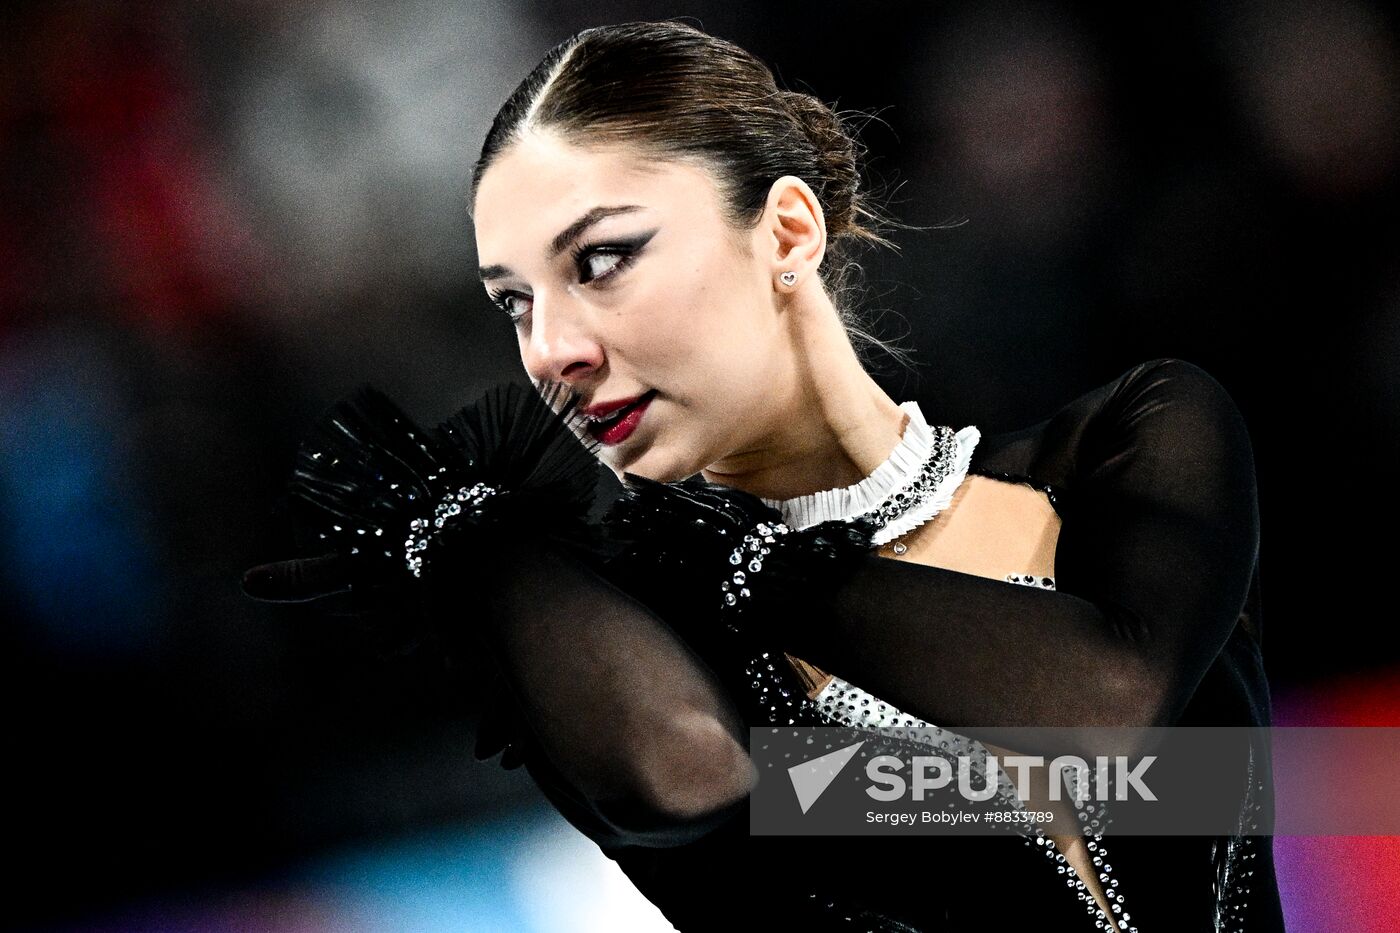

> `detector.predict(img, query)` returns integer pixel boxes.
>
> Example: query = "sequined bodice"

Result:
[808,571,1144,933]
[798,568,1261,933]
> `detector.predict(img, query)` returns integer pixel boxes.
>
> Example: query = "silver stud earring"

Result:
[780,271,798,286]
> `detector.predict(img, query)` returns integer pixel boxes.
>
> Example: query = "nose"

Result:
[520,292,604,388]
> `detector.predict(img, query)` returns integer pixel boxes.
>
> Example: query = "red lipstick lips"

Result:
[585,390,656,445]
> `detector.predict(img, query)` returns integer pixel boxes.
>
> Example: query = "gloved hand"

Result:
[240,380,605,771]
[241,536,539,771]
[241,552,353,603]
[603,471,880,635]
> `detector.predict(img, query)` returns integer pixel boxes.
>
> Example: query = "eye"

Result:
[572,243,637,286]
[486,287,531,324]
[485,229,656,326]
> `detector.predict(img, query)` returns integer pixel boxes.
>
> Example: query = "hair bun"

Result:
[778,90,859,236]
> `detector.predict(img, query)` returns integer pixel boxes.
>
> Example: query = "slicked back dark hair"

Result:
[471,20,914,369]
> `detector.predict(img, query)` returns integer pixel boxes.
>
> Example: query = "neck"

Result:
[700,290,909,502]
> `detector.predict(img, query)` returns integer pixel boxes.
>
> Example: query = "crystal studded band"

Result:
[404,482,499,578]
[861,423,964,535]
[719,519,791,630]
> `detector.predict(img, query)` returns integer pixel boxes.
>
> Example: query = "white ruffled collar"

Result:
[758,401,980,547]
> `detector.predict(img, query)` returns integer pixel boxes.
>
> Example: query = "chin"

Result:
[604,445,698,485]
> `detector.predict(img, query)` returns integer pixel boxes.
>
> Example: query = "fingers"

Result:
[500,742,527,770]
[473,712,512,762]
[241,553,355,602]
[616,473,774,539]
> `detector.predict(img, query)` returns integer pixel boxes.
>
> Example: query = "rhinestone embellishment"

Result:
[1213,741,1266,932]
[863,424,964,534]
[404,481,499,577]
[806,571,1140,932]
[727,464,1259,930]
[719,520,790,626]
[1005,572,1057,589]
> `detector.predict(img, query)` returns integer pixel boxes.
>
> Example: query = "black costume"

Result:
[248,357,1285,932]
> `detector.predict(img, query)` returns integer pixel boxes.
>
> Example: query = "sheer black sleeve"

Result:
[462,538,757,848]
[471,357,1260,841]
[768,358,1261,758]
[244,381,759,850]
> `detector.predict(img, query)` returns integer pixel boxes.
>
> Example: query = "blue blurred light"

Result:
[0,369,162,655]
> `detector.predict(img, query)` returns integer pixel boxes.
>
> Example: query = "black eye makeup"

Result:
[485,228,659,324]
[485,287,529,322]
[570,229,658,285]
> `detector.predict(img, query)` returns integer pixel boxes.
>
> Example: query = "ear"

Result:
[762,175,826,289]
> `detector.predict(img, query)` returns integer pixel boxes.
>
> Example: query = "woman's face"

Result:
[473,130,793,482]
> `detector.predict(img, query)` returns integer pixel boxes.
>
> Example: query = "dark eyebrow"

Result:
[478,204,646,281]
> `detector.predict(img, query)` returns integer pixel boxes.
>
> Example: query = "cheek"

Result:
[616,271,719,368]
[670,266,766,357]
[614,250,771,394]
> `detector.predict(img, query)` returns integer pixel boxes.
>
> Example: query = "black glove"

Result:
[244,379,601,593]
[242,551,353,603]
[602,471,880,636]
[241,379,606,769]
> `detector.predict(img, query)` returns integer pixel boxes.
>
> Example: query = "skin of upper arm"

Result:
[514,704,754,850]
[585,708,754,848]
[630,706,756,818]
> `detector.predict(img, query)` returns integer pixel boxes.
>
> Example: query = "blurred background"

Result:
[3,0,1397,930]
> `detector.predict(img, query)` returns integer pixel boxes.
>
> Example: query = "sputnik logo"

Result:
[788,741,866,814]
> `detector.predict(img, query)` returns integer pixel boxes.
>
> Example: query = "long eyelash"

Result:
[570,241,637,283]
[485,287,514,313]
[485,240,642,321]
